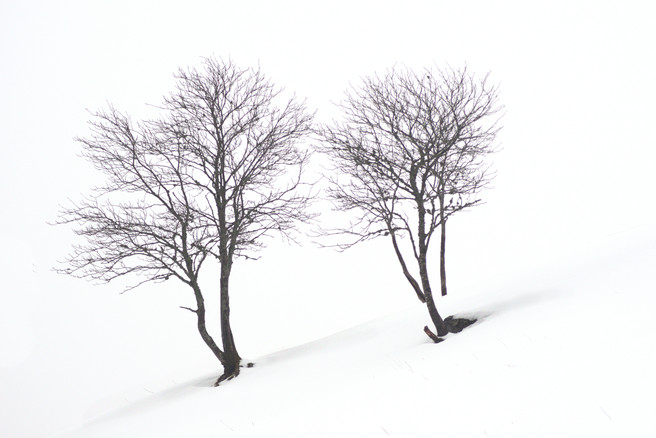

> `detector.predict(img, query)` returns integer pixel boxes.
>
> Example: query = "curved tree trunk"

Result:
[389,231,426,303]
[416,199,448,337]
[216,262,241,385]
[418,252,448,336]
[189,281,226,365]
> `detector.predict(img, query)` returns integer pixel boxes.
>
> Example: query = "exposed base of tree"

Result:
[214,362,255,386]
[444,315,476,333]
[215,368,240,386]
[424,316,477,343]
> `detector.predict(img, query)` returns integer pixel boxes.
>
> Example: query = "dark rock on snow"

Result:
[444,316,477,333]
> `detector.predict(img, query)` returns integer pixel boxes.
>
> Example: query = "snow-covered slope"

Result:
[56,227,656,438]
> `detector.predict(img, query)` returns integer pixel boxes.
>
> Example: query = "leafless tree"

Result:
[57,58,314,384]
[316,66,500,338]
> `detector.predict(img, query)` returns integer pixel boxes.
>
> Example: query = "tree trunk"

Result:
[190,282,226,365]
[416,197,448,337]
[183,233,230,380]
[418,251,448,336]
[216,261,241,385]
[389,231,426,303]
[439,217,447,297]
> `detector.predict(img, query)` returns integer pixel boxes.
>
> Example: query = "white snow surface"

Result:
[41,227,656,438]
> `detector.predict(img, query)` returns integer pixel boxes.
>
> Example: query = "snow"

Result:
[36,226,655,438]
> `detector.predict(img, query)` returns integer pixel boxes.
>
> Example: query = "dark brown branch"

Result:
[180,306,198,313]
[424,325,444,343]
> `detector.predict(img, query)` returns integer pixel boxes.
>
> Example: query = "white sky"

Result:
[1,1,655,435]
[2,0,654,246]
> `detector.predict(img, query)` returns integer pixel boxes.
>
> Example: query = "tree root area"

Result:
[214,368,240,386]
[424,316,477,343]
[444,315,477,333]
[214,362,255,386]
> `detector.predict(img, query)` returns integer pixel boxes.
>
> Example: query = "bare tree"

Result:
[316,66,500,338]
[57,58,314,384]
